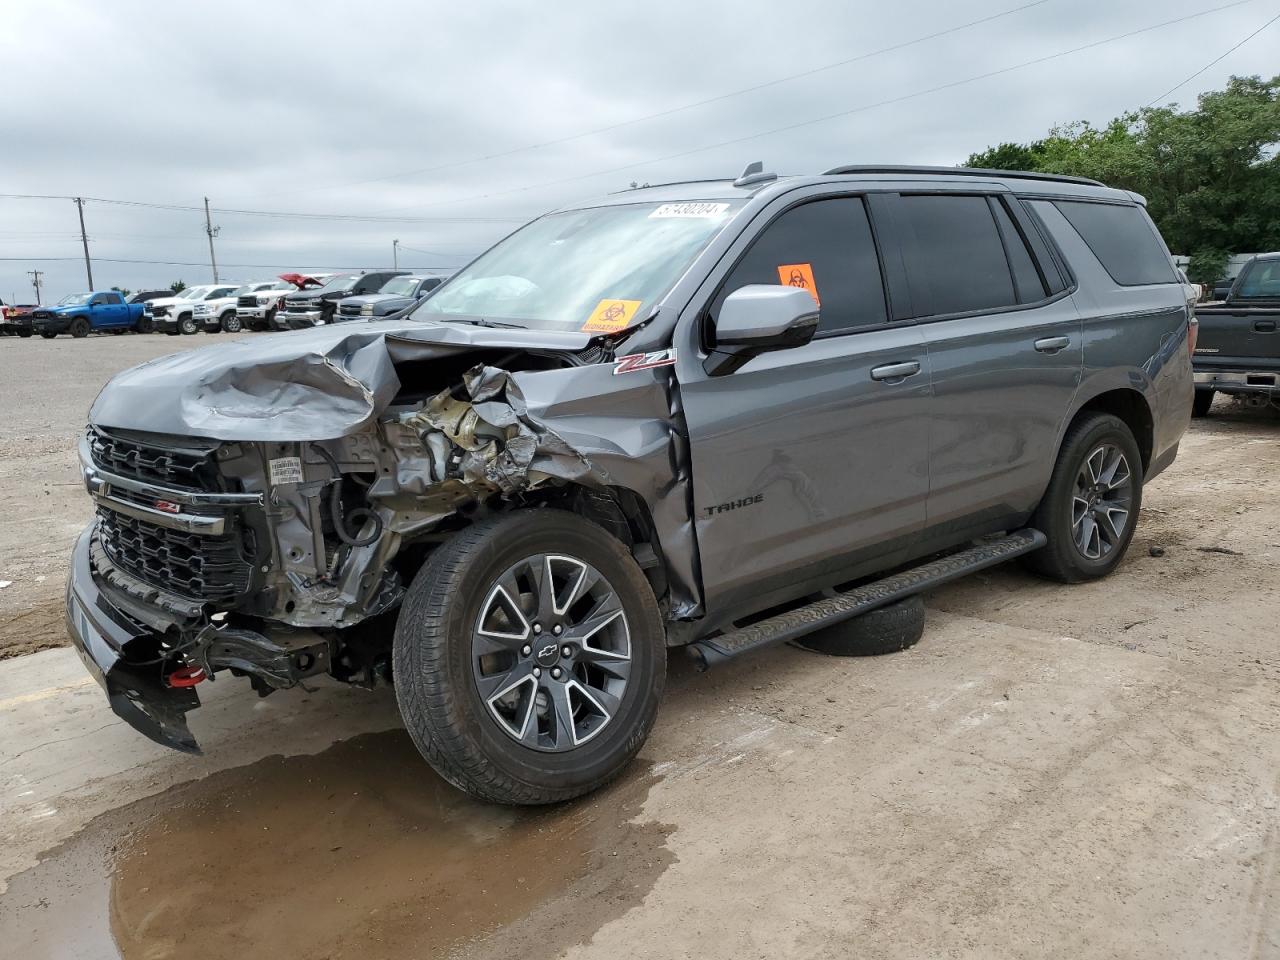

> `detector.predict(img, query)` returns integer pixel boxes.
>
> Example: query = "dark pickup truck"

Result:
[1193,253,1280,414]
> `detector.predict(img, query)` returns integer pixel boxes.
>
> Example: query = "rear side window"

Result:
[713,197,887,334]
[896,194,1019,316]
[990,199,1047,303]
[1054,200,1176,286]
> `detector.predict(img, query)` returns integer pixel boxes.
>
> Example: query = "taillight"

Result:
[1187,316,1199,356]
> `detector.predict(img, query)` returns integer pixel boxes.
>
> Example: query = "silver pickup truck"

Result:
[65,163,1192,805]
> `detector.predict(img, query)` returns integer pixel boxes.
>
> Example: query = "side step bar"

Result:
[687,528,1046,670]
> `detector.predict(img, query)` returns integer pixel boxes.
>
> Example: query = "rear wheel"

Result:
[70,318,90,338]
[135,316,153,334]
[1023,413,1143,583]
[394,510,665,805]
[1192,388,1215,418]
[178,313,197,335]
[221,313,242,333]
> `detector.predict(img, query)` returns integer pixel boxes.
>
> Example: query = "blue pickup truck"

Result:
[30,291,147,338]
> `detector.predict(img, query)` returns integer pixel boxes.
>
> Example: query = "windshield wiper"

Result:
[444,316,526,329]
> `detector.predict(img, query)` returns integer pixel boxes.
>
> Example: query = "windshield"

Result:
[379,276,420,297]
[414,200,742,332]
[58,293,92,306]
[1235,259,1280,299]
[177,287,210,300]
[314,273,359,293]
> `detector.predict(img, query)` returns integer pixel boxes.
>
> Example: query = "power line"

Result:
[385,0,1257,215]
[0,256,464,270]
[234,0,1053,201]
[0,193,524,224]
[1145,9,1280,106]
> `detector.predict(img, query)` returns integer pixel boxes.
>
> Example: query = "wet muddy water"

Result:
[1,731,673,960]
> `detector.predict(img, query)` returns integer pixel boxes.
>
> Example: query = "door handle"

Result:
[1255,320,1276,333]
[1034,336,1071,354]
[870,360,921,382]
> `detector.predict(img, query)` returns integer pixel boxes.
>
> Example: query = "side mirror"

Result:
[704,284,819,375]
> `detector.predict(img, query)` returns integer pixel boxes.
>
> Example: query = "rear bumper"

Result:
[65,525,204,753]
[1194,370,1280,395]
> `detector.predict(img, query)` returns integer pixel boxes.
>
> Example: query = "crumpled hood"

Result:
[89,319,597,442]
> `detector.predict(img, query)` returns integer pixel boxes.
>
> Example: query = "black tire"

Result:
[178,313,197,335]
[393,509,665,805]
[135,316,153,335]
[795,595,926,657]
[1192,389,1215,418]
[221,313,242,334]
[1023,412,1143,583]
[70,318,90,338]
[18,330,32,338]
[40,331,57,339]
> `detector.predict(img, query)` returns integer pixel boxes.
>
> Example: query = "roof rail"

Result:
[821,164,1105,188]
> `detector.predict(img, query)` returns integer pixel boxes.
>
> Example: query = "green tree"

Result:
[964,75,1280,282]
[964,141,1047,171]
[169,280,187,294]
[111,285,132,298]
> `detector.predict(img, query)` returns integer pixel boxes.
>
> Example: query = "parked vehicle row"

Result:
[9,270,448,339]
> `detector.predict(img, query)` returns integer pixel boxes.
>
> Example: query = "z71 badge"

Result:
[613,348,677,375]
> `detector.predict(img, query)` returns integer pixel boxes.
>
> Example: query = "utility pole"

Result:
[73,197,94,289]
[27,269,43,304]
[393,239,399,270]
[203,197,220,282]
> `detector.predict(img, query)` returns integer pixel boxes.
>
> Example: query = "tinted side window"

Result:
[897,194,1016,316]
[1054,200,1177,286]
[990,199,1046,303]
[714,197,887,334]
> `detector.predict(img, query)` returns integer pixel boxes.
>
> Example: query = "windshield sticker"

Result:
[777,263,820,305]
[649,202,731,220]
[582,298,642,333]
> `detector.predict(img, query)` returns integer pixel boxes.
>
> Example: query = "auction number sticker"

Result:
[777,263,820,305]
[268,456,303,486]
[582,298,642,333]
[649,202,731,219]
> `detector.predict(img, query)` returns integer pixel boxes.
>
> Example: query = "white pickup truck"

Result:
[196,281,293,334]
[235,274,331,331]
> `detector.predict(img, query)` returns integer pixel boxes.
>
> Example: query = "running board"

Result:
[687,528,1046,670]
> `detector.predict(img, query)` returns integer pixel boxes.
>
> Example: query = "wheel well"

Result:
[1073,389,1153,471]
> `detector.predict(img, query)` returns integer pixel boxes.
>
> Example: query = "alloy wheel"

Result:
[472,553,631,752]
[1072,443,1132,560]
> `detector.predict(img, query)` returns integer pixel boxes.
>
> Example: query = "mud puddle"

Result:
[0,730,673,960]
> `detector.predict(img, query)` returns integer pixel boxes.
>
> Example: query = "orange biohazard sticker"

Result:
[777,263,820,305]
[582,298,642,333]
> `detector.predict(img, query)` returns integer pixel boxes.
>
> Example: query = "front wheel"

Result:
[178,313,197,335]
[394,509,665,805]
[221,313,242,333]
[1023,413,1143,583]
[40,331,57,339]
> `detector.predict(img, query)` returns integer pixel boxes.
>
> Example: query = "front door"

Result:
[676,195,932,619]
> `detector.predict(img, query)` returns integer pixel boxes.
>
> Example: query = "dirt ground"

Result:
[0,334,1277,959]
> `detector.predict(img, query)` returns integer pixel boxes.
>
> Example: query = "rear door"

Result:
[886,191,1083,541]
[676,193,931,618]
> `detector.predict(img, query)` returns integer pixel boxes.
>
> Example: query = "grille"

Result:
[339,303,361,316]
[285,299,316,310]
[237,295,259,308]
[151,304,171,317]
[97,508,253,603]
[89,428,224,493]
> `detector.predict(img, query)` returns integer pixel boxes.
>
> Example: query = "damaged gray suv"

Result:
[67,164,1193,804]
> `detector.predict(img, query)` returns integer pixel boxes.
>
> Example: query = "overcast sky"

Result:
[2,0,1276,301]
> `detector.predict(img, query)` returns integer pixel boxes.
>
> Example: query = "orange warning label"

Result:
[777,263,819,305]
[582,298,642,333]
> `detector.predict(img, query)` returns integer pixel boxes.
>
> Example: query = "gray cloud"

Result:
[1,0,1274,300]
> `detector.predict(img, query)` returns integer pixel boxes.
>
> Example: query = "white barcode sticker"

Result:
[268,456,303,485]
[649,202,731,219]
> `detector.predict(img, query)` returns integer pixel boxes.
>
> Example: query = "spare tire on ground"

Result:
[794,595,926,657]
